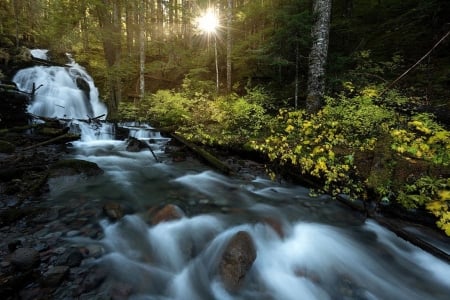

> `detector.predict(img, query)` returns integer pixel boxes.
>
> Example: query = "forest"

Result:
[1,0,450,236]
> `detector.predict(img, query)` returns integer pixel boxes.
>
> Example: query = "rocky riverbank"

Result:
[1,120,450,299]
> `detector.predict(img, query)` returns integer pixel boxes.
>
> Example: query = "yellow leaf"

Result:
[439,190,450,201]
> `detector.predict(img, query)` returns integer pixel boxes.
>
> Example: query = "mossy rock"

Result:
[0,140,15,153]
[49,159,104,178]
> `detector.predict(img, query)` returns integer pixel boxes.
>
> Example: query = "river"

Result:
[10,51,450,300]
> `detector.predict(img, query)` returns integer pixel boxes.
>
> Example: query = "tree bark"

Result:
[95,0,122,117]
[138,0,146,101]
[226,0,233,93]
[306,0,332,113]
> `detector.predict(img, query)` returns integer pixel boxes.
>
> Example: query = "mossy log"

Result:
[170,133,234,175]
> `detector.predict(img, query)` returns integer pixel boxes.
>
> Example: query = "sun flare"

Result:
[197,9,219,34]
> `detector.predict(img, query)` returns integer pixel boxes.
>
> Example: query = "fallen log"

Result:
[170,133,233,175]
[373,216,450,264]
[21,133,80,151]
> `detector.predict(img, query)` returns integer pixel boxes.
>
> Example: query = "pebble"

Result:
[65,230,81,237]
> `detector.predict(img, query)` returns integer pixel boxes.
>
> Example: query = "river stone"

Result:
[218,231,256,292]
[49,159,104,178]
[151,204,185,225]
[126,137,146,152]
[56,248,83,267]
[41,265,69,287]
[10,247,40,270]
[103,202,124,221]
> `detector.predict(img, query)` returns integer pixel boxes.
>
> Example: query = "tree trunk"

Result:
[306,0,332,113]
[139,0,145,101]
[95,0,122,117]
[226,0,233,93]
[295,40,299,109]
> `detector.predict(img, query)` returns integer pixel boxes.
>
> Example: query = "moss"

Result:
[49,159,104,178]
[0,140,15,153]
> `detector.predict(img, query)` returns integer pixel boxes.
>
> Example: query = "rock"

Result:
[151,204,185,225]
[0,140,15,153]
[41,265,69,287]
[262,217,284,238]
[126,137,146,152]
[103,202,124,221]
[10,247,40,271]
[218,231,256,292]
[110,282,133,300]
[49,159,104,178]
[77,267,107,294]
[56,248,83,267]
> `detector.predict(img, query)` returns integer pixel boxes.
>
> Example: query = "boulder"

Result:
[49,159,104,177]
[126,137,147,152]
[218,231,256,292]
[151,204,185,225]
[10,247,40,271]
[41,265,69,287]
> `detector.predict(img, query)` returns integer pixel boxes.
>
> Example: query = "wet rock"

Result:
[110,282,133,300]
[56,248,83,267]
[49,159,104,178]
[8,239,22,252]
[151,204,185,225]
[77,266,107,295]
[103,202,124,221]
[126,137,146,152]
[0,271,35,299]
[83,244,105,258]
[218,231,256,292]
[262,217,284,238]
[41,265,69,287]
[10,247,40,270]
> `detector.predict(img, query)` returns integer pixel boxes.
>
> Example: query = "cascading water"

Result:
[13,50,113,141]
[13,51,450,299]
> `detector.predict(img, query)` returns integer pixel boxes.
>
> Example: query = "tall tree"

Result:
[306,0,331,113]
[226,0,233,93]
[138,0,146,100]
[95,0,123,116]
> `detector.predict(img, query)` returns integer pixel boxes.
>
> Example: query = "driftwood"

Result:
[170,133,234,175]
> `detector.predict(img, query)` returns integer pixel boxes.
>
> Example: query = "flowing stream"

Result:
[12,53,450,300]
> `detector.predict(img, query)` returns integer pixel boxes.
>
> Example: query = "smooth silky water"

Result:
[13,52,450,300]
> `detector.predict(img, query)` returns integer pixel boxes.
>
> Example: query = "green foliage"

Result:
[250,86,398,198]
[117,79,270,147]
[179,90,270,146]
[397,176,450,236]
[249,86,448,200]
[146,90,191,128]
[391,113,450,165]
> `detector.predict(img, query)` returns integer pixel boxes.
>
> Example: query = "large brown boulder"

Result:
[218,231,256,292]
[150,204,185,225]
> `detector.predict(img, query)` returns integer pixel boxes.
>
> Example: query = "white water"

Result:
[13,53,107,121]
[54,140,450,300]
[16,53,450,299]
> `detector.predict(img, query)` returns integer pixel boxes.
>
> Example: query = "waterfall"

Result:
[13,50,111,141]
[13,62,107,120]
